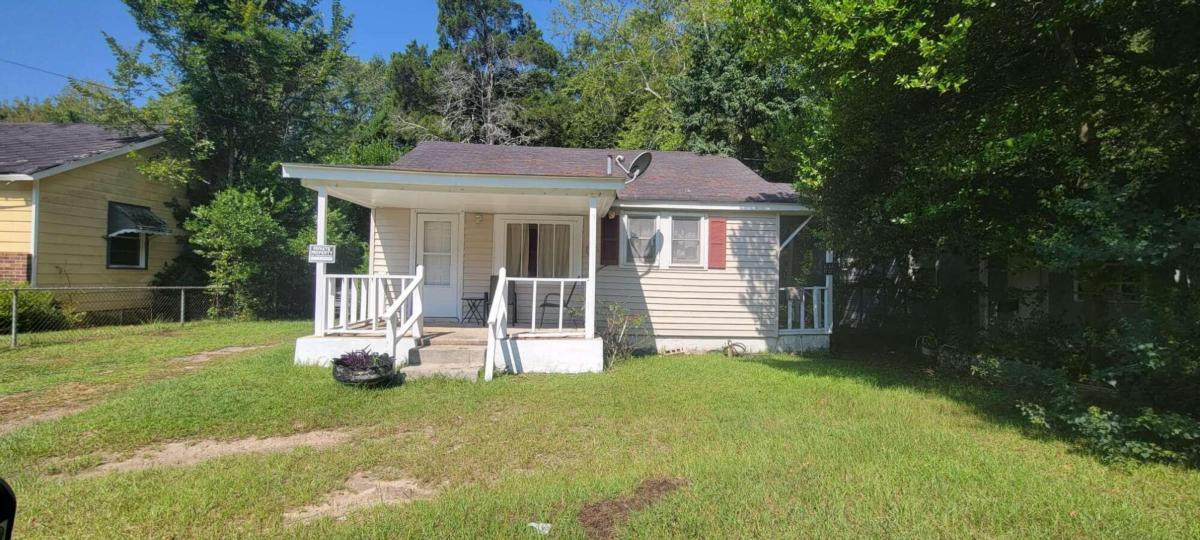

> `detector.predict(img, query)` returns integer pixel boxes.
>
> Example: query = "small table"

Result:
[462,295,488,325]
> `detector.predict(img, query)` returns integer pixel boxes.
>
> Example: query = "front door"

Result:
[416,213,460,319]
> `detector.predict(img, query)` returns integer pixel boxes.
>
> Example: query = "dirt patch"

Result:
[78,430,351,476]
[173,345,266,364]
[578,476,688,540]
[284,471,435,525]
[0,404,90,436]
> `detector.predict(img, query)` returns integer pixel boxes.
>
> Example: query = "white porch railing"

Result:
[322,274,416,335]
[779,286,833,333]
[384,265,424,360]
[507,276,588,336]
[484,267,508,382]
[483,270,591,381]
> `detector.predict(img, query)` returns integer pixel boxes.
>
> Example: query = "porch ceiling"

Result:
[313,182,613,214]
[285,163,620,214]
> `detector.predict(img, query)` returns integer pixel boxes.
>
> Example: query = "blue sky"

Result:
[0,0,560,102]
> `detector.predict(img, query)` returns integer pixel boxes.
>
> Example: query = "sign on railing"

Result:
[307,244,337,264]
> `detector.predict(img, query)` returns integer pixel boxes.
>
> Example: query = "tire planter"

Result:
[332,361,395,387]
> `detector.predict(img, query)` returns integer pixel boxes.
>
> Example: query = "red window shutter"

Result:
[600,215,620,266]
[708,217,727,269]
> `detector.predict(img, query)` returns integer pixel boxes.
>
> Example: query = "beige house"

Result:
[285,142,832,379]
[0,123,183,309]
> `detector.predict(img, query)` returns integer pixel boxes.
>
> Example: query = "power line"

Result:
[0,57,119,92]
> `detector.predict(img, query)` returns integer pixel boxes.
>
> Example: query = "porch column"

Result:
[586,196,598,339]
[824,249,834,333]
[314,186,328,336]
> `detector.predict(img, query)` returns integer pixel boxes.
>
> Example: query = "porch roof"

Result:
[281,161,622,214]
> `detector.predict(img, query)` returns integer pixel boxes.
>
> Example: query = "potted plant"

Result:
[331,348,396,387]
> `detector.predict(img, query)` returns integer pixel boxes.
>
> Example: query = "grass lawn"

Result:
[1,321,1198,538]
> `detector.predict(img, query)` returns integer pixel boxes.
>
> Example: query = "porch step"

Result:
[401,344,485,381]
[407,345,486,366]
[400,362,480,381]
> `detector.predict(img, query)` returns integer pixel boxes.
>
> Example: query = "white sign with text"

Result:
[307,244,337,264]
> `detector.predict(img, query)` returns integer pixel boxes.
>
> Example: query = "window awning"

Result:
[107,202,171,237]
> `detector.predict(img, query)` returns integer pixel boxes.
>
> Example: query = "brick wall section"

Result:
[0,252,30,283]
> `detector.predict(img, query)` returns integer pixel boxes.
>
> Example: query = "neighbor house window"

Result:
[106,202,170,270]
[107,233,147,268]
[669,215,704,266]
[623,215,659,265]
[1074,264,1144,303]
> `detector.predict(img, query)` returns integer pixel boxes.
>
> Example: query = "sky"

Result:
[0,0,561,102]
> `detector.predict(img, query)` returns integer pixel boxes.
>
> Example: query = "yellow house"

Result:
[0,123,184,306]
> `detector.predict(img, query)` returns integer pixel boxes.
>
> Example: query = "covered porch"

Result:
[282,162,624,378]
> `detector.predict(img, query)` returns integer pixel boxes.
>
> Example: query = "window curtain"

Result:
[537,224,570,278]
[508,223,571,278]
[506,223,528,277]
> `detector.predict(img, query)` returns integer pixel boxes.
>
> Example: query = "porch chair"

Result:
[488,274,519,324]
[537,281,580,329]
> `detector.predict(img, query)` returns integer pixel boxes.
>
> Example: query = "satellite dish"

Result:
[611,152,653,184]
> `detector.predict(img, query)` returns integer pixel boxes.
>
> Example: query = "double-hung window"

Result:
[620,213,708,268]
[668,215,704,266]
[624,215,659,266]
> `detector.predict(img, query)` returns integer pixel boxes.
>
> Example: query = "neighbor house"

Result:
[284,142,831,378]
[0,123,182,312]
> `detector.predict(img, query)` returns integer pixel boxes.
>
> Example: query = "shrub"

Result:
[951,314,1200,466]
[599,302,647,365]
[0,283,81,332]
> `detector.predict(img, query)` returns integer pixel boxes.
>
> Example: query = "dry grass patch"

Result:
[172,345,266,364]
[77,430,352,477]
[284,471,436,525]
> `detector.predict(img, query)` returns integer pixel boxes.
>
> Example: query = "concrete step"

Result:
[407,345,486,366]
[428,337,488,346]
[400,362,480,381]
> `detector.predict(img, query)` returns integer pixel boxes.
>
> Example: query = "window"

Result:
[107,233,147,269]
[106,202,169,270]
[624,215,658,265]
[620,213,709,268]
[670,216,703,266]
[1074,264,1143,303]
[505,223,572,277]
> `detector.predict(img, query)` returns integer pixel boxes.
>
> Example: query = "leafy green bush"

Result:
[956,314,1200,466]
[185,187,367,319]
[0,283,81,332]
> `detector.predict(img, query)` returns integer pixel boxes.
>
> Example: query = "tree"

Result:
[122,0,350,195]
[434,0,559,144]
[0,85,105,123]
[674,22,807,181]
[741,0,1200,276]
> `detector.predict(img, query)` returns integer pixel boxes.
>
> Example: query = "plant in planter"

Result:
[331,348,396,387]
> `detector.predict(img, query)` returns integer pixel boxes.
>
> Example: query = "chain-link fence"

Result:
[0,286,231,348]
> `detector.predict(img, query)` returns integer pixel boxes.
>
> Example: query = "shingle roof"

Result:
[0,123,161,176]
[391,141,797,204]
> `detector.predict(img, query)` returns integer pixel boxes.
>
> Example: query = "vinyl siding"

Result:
[371,210,494,295]
[0,181,32,254]
[370,208,411,274]
[596,213,779,338]
[462,213,492,298]
[366,207,781,338]
[35,151,184,288]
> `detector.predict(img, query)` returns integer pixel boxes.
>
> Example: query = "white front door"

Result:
[416,213,460,319]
